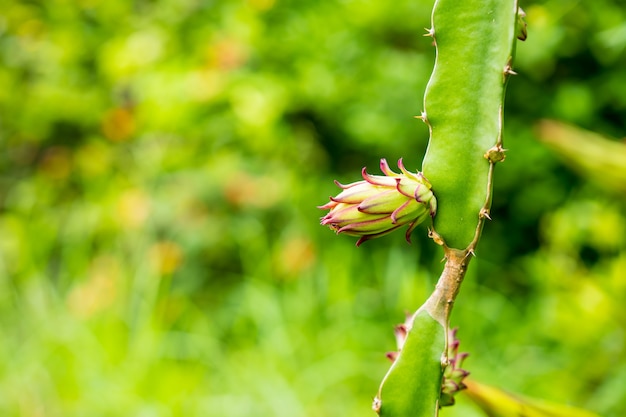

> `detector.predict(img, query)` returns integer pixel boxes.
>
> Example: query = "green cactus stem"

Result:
[421,0,520,251]
[373,309,446,417]
[374,1,523,416]
[385,324,470,409]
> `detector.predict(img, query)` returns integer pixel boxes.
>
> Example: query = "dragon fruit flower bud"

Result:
[319,159,437,246]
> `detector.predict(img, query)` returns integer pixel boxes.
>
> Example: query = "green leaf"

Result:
[464,380,603,417]
[536,119,626,194]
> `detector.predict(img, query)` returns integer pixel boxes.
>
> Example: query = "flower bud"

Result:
[319,159,437,246]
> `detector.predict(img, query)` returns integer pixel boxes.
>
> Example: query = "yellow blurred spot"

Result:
[577,281,609,317]
[609,255,626,293]
[247,0,276,11]
[116,189,150,229]
[38,146,71,180]
[275,236,316,279]
[526,5,550,28]
[187,70,223,102]
[101,29,165,76]
[17,18,45,38]
[102,107,135,142]
[224,171,283,209]
[67,256,120,319]
[208,38,248,71]
[74,140,112,177]
[150,241,183,275]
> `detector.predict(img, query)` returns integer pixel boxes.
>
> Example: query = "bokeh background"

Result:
[1,0,626,416]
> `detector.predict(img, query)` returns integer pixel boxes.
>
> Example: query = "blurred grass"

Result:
[0,0,625,416]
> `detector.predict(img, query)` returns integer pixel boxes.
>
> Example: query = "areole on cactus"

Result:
[319,159,437,246]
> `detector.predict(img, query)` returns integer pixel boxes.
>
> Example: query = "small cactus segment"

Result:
[374,309,446,417]
[319,159,436,246]
[421,0,521,250]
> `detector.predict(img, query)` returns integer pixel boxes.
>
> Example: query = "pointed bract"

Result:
[439,328,470,407]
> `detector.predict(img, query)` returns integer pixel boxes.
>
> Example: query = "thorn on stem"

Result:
[441,353,449,367]
[372,397,382,413]
[503,58,517,81]
[428,228,445,246]
[414,111,428,124]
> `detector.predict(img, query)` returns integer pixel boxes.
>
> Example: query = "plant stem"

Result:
[423,247,471,327]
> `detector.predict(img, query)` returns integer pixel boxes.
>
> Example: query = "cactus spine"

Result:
[374,1,522,416]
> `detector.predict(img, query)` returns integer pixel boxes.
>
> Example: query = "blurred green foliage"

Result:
[0,0,625,416]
